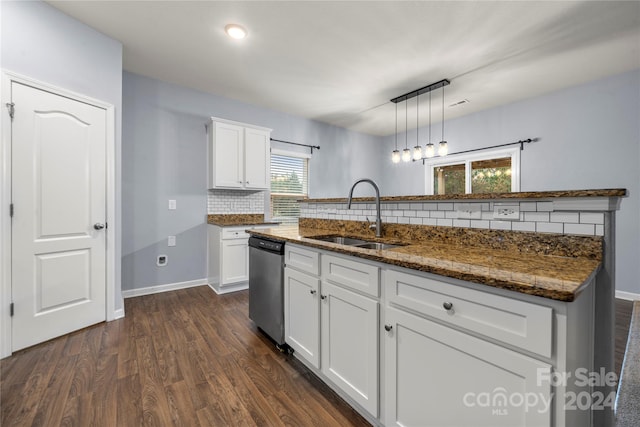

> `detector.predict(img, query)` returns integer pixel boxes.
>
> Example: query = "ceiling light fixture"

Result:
[390,79,449,163]
[438,84,448,156]
[392,103,400,163]
[225,24,247,39]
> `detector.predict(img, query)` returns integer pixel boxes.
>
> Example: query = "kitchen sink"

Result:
[308,235,404,250]
[310,236,370,246]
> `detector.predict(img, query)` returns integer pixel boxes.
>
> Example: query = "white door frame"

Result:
[0,70,118,358]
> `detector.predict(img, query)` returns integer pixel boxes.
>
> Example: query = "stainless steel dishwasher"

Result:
[248,235,287,349]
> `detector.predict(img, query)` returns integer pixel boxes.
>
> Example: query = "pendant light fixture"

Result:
[413,95,422,161]
[425,89,435,158]
[390,79,449,163]
[392,102,400,163]
[438,84,448,156]
[402,100,411,162]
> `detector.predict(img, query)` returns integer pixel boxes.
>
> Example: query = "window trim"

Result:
[424,146,521,195]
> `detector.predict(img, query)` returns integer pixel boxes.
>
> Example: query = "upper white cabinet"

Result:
[208,117,271,190]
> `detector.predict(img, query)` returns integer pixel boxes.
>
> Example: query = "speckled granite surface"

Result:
[248,222,602,302]
[616,301,640,426]
[301,188,626,203]
[207,214,279,227]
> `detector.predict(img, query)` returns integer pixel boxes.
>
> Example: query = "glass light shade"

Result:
[225,24,247,39]
[391,149,401,163]
[402,148,411,162]
[425,143,435,158]
[438,140,448,156]
[413,145,423,161]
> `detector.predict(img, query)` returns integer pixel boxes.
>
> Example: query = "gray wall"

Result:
[377,70,640,295]
[1,1,124,311]
[121,72,381,290]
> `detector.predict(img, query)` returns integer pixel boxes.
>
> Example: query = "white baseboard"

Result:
[122,278,208,298]
[208,280,248,295]
[113,308,125,319]
[616,290,640,301]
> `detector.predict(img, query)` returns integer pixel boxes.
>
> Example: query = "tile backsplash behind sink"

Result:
[207,189,265,214]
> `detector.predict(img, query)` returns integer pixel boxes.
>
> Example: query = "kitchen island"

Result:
[248,188,626,427]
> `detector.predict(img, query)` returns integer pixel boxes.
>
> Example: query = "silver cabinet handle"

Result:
[443,302,453,311]
[320,295,327,300]
[94,223,105,230]
[310,289,317,295]
[384,324,393,332]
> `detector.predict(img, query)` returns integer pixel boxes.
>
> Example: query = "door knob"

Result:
[384,324,393,332]
[94,223,105,230]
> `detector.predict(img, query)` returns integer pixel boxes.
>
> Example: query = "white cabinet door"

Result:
[384,307,552,427]
[244,127,270,189]
[210,121,243,189]
[221,239,249,284]
[284,268,320,368]
[321,281,379,416]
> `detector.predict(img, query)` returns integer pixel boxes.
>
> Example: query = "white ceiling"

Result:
[48,1,640,136]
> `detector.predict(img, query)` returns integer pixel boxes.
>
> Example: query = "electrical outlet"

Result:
[456,203,482,219]
[493,204,520,220]
[168,199,176,210]
[157,255,167,266]
[168,235,176,246]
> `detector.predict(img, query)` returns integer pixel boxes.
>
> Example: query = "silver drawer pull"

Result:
[310,289,317,295]
[443,301,453,311]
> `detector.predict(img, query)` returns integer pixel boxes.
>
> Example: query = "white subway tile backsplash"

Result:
[490,221,512,231]
[404,210,416,217]
[536,201,554,212]
[422,218,438,226]
[595,224,604,236]
[512,222,536,232]
[536,222,563,234]
[519,202,537,212]
[410,218,422,225]
[481,211,495,220]
[410,203,424,210]
[398,217,411,224]
[431,211,445,219]
[416,211,431,218]
[207,189,265,214]
[438,203,454,211]
[550,212,579,223]
[437,218,453,227]
[445,211,458,219]
[470,220,490,229]
[564,223,595,236]
[580,212,604,224]
[525,212,550,222]
[453,219,470,228]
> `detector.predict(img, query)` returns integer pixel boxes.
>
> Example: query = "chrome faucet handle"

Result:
[366,216,377,230]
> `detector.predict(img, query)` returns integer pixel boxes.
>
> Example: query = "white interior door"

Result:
[11,81,107,351]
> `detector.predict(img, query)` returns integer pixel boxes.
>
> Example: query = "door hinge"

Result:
[10,303,14,317]
[9,203,13,218]
[6,102,14,119]
[105,222,108,229]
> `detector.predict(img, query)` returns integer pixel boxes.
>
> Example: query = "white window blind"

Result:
[271,153,308,223]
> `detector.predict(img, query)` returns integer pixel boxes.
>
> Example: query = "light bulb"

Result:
[402,148,411,162]
[391,150,401,163]
[425,143,435,158]
[225,24,247,39]
[438,141,448,156]
[413,145,423,161]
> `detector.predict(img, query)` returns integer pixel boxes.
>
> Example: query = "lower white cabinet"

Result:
[321,281,379,416]
[384,306,552,427]
[284,267,320,368]
[208,224,270,294]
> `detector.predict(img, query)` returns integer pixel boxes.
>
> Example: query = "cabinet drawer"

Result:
[285,244,320,275]
[385,269,552,358]
[322,254,380,297]
[222,228,248,240]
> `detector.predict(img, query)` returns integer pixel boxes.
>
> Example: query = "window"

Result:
[270,151,309,223]
[426,147,520,195]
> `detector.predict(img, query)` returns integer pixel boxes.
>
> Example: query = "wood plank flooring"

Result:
[1,286,370,427]
[1,287,636,427]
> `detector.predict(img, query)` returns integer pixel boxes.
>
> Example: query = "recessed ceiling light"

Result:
[225,24,247,40]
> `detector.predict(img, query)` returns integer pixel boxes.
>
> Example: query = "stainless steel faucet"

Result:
[347,178,382,238]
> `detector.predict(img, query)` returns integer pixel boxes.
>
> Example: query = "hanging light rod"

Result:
[270,138,320,154]
[390,79,450,104]
[418,138,539,164]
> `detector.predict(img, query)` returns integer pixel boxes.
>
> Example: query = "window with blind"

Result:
[270,153,309,223]
[426,147,520,195]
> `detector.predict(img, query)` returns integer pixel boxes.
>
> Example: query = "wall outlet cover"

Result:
[168,199,176,210]
[456,203,482,219]
[168,235,176,246]
[493,204,520,220]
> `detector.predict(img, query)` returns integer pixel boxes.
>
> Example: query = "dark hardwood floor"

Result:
[1,287,636,427]
[1,286,369,427]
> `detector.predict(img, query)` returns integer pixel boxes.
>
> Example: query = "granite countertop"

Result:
[247,224,601,302]
[302,188,627,203]
[207,214,279,227]
[616,301,640,426]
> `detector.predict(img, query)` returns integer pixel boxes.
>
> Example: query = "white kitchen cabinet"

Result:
[321,281,379,416]
[284,266,320,368]
[384,306,551,427]
[208,224,271,294]
[208,117,271,190]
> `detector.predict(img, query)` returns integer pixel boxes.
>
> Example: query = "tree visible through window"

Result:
[270,153,308,223]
